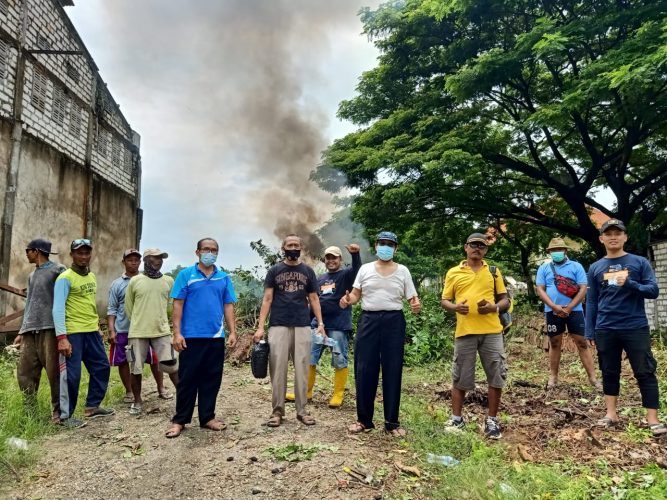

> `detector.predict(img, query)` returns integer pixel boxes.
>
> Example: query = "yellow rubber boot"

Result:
[286,366,317,402]
[328,367,348,408]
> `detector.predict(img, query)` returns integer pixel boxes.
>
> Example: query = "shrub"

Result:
[403,290,455,365]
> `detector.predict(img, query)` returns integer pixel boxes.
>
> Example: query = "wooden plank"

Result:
[0,309,23,326]
[0,283,27,297]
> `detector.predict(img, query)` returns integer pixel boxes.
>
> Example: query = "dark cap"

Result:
[376,231,398,244]
[599,219,626,234]
[466,233,489,245]
[26,238,57,255]
[70,238,92,251]
[122,248,141,259]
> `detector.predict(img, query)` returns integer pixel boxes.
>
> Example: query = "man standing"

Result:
[341,231,420,437]
[108,249,172,406]
[253,234,325,427]
[14,238,65,422]
[53,239,113,428]
[286,244,361,407]
[166,238,237,438]
[441,233,510,440]
[585,219,665,436]
[124,248,178,415]
[536,237,601,390]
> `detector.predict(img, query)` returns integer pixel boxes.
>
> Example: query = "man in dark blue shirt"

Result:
[286,244,361,408]
[585,219,664,436]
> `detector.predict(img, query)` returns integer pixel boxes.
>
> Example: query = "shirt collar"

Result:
[38,261,54,270]
[459,259,489,269]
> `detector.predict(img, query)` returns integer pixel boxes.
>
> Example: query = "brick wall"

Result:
[647,241,667,331]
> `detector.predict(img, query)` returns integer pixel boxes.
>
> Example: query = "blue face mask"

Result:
[376,245,395,261]
[550,251,566,263]
[200,252,217,267]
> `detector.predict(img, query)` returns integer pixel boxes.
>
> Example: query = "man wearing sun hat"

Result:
[124,248,177,415]
[14,238,66,423]
[536,237,600,390]
[586,219,665,436]
[53,238,113,428]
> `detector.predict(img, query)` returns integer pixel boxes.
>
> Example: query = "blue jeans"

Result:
[310,329,349,369]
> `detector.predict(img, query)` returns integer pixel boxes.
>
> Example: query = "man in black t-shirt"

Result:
[254,234,325,427]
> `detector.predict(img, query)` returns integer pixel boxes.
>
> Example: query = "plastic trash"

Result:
[499,483,517,495]
[6,437,28,450]
[426,453,459,466]
[311,331,341,354]
[250,340,270,379]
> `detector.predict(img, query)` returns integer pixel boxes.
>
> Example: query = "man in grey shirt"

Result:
[13,238,66,422]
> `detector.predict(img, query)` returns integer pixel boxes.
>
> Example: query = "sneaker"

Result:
[85,407,115,419]
[484,417,502,440]
[60,417,87,429]
[444,416,465,432]
[128,403,142,416]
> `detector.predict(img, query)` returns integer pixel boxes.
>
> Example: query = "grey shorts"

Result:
[452,333,507,391]
[127,336,176,375]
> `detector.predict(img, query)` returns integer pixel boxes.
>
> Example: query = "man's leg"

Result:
[546,312,565,387]
[127,338,150,408]
[286,334,321,402]
[172,338,203,426]
[450,335,477,420]
[16,333,41,405]
[622,328,661,425]
[328,329,350,408]
[354,312,381,429]
[566,312,600,388]
[39,330,61,420]
[81,332,111,411]
[293,327,312,419]
[118,363,132,395]
[268,326,290,419]
[380,311,406,431]
[594,330,623,422]
[196,339,226,426]
[478,334,507,418]
[59,334,84,420]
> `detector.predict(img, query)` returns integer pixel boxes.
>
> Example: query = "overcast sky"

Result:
[67,1,379,272]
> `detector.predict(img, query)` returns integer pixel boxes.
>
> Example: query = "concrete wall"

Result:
[647,241,667,331]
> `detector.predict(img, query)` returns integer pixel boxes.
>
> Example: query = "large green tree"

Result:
[316,0,667,256]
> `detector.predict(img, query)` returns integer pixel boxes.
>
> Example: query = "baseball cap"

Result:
[599,219,626,234]
[143,248,169,258]
[26,238,57,255]
[324,246,342,257]
[122,248,141,259]
[466,233,489,245]
[70,238,92,250]
[376,231,398,244]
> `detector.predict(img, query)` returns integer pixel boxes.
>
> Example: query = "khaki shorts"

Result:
[452,333,507,391]
[127,336,176,375]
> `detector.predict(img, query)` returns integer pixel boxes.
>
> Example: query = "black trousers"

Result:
[354,310,405,431]
[595,328,659,409]
[172,338,226,426]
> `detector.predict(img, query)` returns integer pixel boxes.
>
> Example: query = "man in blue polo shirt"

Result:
[165,237,237,438]
[536,237,601,390]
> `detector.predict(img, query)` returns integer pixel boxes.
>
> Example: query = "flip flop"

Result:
[386,427,407,437]
[202,419,227,431]
[297,414,316,426]
[348,421,370,434]
[165,423,184,438]
[595,416,620,428]
[649,423,667,437]
[158,391,174,400]
[267,413,282,427]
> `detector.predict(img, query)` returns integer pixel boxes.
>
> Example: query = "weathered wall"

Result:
[647,241,667,331]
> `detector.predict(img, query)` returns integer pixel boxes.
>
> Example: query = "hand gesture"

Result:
[339,291,352,309]
[552,304,568,318]
[455,299,469,315]
[615,273,628,287]
[253,328,265,343]
[477,299,492,315]
[172,332,187,352]
[409,296,421,314]
[345,244,360,254]
[316,323,326,336]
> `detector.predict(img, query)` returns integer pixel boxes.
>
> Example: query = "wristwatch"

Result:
[495,304,500,313]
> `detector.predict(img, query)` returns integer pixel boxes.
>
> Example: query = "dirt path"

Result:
[4,366,397,500]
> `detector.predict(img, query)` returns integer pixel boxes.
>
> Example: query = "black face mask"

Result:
[285,249,301,261]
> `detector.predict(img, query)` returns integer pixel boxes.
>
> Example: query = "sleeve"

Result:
[263,266,276,290]
[494,268,507,295]
[624,257,659,299]
[442,270,454,300]
[535,264,546,286]
[344,252,362,290]
[222,276,237,304]
[306,268,318,294]
[574,263,587,285]
[170,269,189,299]
[352,265,365,290]
[584,265,598,340]
[125,280,135,319]
[402,266,418,299]
[107,281,119,316]
[52,277,71,337]
[19,272,34,331]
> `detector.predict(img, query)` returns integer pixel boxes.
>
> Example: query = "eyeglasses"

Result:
[25,248,35,254]
[71,238,92,247]
[467,242,487,249]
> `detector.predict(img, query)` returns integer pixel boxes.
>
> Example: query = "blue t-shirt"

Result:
[107,274,131,332]
[535,259,587,312]
[312,252,362,331]
[171,263,237,338]
[585,253,659,339]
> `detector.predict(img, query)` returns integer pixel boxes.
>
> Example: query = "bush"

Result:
[403,290,455,366]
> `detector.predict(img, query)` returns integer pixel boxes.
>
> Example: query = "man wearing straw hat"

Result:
[536,237,601,390]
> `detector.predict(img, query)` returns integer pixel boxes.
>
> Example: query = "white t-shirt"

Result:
[353,262,417,311]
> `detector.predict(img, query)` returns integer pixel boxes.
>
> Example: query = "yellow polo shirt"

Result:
[442,260,507,337]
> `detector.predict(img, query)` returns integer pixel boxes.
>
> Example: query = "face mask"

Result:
[376,245,395,261]
[285,249,301,261]
[200,252,217,267]
[551,251,566,263]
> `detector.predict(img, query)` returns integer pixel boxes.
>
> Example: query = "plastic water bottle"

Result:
[311,331,340,354]
[6,437,28,450]
[426,453,459,466]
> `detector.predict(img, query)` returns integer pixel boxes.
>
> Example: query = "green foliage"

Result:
[263,443,337,463]
[403,290,455,366]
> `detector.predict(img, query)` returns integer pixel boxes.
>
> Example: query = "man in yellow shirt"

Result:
[441,233,510,439]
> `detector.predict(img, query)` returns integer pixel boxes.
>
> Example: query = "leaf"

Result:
[395,461,421,477]
[517,444,534,462]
